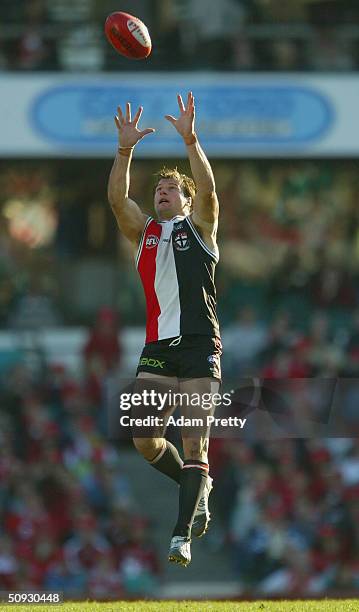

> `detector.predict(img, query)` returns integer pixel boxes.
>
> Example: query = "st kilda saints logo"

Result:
[145,235,159,249]
[173,231,190,251]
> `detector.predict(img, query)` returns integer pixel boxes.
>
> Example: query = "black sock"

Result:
[149,440,183,484]
[172,460,209,539]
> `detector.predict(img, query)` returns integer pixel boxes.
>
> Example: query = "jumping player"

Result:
[108,92,221,566]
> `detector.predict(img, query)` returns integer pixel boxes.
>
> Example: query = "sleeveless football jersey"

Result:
[136,215,220,344]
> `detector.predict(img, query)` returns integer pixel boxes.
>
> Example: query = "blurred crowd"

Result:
[223,305,359,380]
[0,308,160,599]
[215,160,359,325]
[0,159,358,328]
[0,0,359,71]
[0,300,358,597]
[211,436,359,596]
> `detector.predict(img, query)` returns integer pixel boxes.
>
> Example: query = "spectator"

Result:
[83,306,122,406]
[183,0,248,69]
[57,23,105,71]
[15,0,55,70]
[9,279,62,330]
[310,260,357,309]
[117,517,160,596]
[223,306,268,374]
[88,552,123,600]
[0,535,18,589]
[83,306,121,372]
[306,27,356,72]
[44,557,87,597]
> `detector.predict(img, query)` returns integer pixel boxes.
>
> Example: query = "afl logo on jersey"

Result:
[145,235,159,249]
[173,231,190,251]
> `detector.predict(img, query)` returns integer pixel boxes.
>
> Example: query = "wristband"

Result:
[118,145,134,156]
[184,133,197,146]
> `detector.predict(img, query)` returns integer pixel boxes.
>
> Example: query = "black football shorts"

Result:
[136,334,222,381]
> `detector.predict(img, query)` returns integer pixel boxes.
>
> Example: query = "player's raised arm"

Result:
[165,92,219,232]
[108,102,155,246]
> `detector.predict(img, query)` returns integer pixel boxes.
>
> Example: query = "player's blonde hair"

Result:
[153,167,196,210]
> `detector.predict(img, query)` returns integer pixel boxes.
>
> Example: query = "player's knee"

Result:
[133,437,163,460]
[183,438,207,461]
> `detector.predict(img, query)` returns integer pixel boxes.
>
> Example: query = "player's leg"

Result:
[183,436,214,539]
[132,372,182,482]
[168,377,219,565]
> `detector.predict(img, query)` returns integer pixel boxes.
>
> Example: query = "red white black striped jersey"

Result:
[136,214,220,344]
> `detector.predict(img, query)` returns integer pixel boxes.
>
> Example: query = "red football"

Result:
[104,12,152,60]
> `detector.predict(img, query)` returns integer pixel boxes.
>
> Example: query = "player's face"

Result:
[154,179,190,220]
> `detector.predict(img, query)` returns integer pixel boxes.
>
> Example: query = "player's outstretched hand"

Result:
[115,103,155,148]
[165,92,196,142]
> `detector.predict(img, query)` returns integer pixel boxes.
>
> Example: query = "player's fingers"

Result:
[117,106,125,123]
[140,128,156,138]
[188,92,195,111]
[165,115,176,125]
[126,102,131,122]
[114,116,121,130]
[177,94,185,113]
[133,106,143,126]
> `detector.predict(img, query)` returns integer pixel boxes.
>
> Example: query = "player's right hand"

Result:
[115,103,155,147]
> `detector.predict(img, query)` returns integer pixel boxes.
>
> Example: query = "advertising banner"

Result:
[0,73,358,157]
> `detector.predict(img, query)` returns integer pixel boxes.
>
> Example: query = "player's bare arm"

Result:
[107,102,155,247]
[165,92,219,252]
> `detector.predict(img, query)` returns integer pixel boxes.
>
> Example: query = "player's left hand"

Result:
[165,92,196,142]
